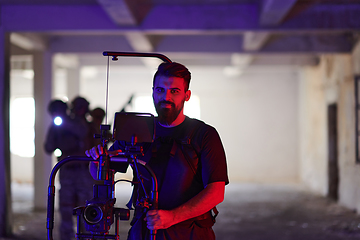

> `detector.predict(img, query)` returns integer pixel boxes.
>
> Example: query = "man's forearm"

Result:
[171,181,225,223]
[145,181,225,230]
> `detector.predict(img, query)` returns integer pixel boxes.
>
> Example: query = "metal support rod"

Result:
[103,51,172,63]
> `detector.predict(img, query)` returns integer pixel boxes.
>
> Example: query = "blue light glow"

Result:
[54,148,62,157]
[54,116,63,126]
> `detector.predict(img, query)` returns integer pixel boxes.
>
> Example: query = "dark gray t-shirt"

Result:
[110,116,228,209]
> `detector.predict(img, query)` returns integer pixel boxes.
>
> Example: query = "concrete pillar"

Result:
[33,51,52,210]
[0,28,12,236]
[67,67,80,102]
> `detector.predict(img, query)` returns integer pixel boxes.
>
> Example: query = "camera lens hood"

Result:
[84,204,103,224]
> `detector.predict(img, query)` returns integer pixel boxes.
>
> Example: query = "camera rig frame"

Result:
[46,52,173,240]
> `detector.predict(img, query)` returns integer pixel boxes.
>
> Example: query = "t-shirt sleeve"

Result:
[200,126,229,186]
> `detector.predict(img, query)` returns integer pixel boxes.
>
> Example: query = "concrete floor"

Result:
[3,183,360,240]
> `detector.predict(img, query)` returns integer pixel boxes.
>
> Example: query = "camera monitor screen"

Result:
[113,112,155,143]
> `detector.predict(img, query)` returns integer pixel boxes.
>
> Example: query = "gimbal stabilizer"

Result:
[46,52,173,240]
[46,115,158,240]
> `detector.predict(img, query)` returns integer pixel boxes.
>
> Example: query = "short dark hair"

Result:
[71,96,89,112]
[48,100,68,115]
[153,62,191,91]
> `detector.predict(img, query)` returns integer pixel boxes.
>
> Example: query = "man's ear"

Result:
[185,90,191,101]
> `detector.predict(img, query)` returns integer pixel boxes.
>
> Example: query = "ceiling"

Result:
[2,0,360,70]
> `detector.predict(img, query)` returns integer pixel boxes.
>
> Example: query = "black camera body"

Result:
[82,183,115,234]
[74,182,130,238]
[72,113,156,239]
[82,197,115,233]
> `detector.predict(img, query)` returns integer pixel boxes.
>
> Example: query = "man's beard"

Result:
[154,100,184,125]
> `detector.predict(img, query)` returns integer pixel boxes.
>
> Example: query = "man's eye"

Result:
[156,88,164,93]
[171,89,180,94]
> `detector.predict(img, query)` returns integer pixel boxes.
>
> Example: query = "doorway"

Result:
[327,103,339,200]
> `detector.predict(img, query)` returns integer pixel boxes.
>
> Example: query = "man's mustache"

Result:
[158,100,175,107]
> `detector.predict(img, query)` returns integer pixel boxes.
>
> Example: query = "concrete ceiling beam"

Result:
[97,0,138,25]
[261,34,354,53]
[243,32,271,52]
[97,0,152,26]
[10,33,48,51]
[243,0,298,52]
[260,0,299,26]
[47,34,354,54]
[3,4,360,32]
[96,0,155,67]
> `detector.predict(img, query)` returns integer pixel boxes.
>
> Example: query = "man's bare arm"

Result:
[145,181,225,230]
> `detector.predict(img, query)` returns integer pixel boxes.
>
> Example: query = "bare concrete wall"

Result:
[299,49,360,212]
[340,43,360,212]
[11,63,301,186]
[298,63,327,195]
[191,66,300,184]
[80,65,300,184]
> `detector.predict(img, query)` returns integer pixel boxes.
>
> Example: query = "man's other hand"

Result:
[144,210,175,230]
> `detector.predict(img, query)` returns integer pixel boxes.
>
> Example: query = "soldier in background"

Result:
[44,96,95,240]
[44,100,82,156]
[89,107,108,146]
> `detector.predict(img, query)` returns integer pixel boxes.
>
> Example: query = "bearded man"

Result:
[87,62,229,240]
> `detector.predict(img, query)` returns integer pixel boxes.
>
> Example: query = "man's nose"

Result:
[164,90,172,101]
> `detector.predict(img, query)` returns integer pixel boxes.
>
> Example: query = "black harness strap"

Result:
[169,119,219,222]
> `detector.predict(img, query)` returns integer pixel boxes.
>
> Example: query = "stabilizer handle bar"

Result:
[47,155,159,240]
[103,51,172,63]
[46,156,94,240]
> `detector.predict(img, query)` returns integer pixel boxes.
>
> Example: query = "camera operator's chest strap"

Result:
[150,119,219,223]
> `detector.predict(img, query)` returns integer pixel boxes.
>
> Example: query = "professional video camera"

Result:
[47,112,158,240]
[46,52,172,240]
[73,112,157,239]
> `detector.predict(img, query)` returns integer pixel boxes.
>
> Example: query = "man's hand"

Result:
[85,144,104,160]
[86,144,123,179]
[144,210,176,230]
[85,144,123,160]
[143,182,225,230]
